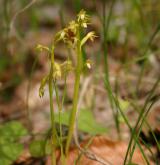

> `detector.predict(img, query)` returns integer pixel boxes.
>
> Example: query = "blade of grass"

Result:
[123,77,160,164]
[136,23,160,92]
[104,77,149,164]
[129,100,160,164]
[128,99,159,164]
[101,0,120,136]
[130,100,160,152]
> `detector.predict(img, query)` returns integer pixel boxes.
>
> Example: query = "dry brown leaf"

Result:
[46,136,148,165]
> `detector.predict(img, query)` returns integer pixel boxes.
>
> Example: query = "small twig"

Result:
[73,130,112,165]
[75,76,91,138]
[77,76,92,109]
[73,76,112,165]
[9,0,37,43]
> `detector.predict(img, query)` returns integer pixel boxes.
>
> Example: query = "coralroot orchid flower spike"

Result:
[36,9,96,165]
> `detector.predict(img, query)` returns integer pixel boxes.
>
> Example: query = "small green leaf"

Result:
[0,158,11,165]
[118,98,130,123]
[0,142,23,165]
[0,121,27,165]
[29,140,46,157]
[78,109,107,135]
[55,109,107,135]
[0,121,28,142]
[119,98,130,111]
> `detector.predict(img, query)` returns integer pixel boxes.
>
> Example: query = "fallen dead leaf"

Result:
[46,136,149,165]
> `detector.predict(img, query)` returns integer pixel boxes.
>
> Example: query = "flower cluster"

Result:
[38,60,73,97]
[60,21,78,47]
[37,9,96,98]
[77,9,90,28]
[54,9,96,49]
[52,60,73,80]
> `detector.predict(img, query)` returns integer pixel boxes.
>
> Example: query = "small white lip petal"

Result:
[86,63,91,69]
[81,14,85,20]
[60,31,65,38]
[82,23,87,28]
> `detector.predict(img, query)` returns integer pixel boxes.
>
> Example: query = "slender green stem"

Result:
[53,82,65,164]
[65,36,82,156]
[62,74,67,107]
[130,101,160,154]
[49,78,56,165]
[128,98,159,163]
[48,48,57,165]
[102,0,120,136]
[128,102,155,165]
[102,0,116,75]
[140,138,158,164]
